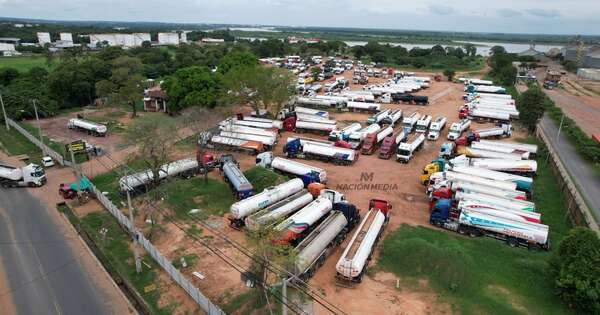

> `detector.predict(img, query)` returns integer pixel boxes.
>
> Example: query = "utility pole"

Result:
[31,99,45,155]
[126,178,142,274]
[70,148,82,199]
[281,278,288,315]
[0,92,8,131]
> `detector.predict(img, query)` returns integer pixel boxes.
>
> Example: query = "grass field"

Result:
[0,56,50,72]
[244,166,289,193]
[379,138,574,315]
[78,210,175,315]
[0,125,44,161]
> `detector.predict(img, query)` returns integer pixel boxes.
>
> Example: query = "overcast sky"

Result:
[1,0,599,35]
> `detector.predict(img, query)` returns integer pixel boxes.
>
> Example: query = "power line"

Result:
[89,149,308,315]
[97,152,345,314]
[71,118,345,314]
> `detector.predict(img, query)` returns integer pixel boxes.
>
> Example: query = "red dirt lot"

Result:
[185,78,474,314]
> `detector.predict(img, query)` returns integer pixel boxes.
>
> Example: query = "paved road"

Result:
[539,115,600,221]
[0,187,110,314]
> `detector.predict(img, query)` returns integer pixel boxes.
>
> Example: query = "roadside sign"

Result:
[65,140,85,154]
[144,284,157,293]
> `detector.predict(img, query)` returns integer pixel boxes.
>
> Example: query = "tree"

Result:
[109,56,145,117]
[246,225,296,310]
[551,228,600,314]
[162,66,219,112]
[463,43,477,57]
[125,116,178,185]
[311,66,322,81]
[0,68,19,86]
[221,65,294,116]
[443,69,456,81]
[490,45,507,56]
[517,86,548,132]
[217,51,257,74]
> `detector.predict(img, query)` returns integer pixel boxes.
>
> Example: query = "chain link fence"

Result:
[7,117,225,314]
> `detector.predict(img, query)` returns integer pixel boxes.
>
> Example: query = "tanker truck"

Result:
[244,190,314,230]
[470,142,530,159]
[454,190,536,212]
[456,146,524,160]
[427,116,447,140]
[447,119,471,141]
[449,165,533,192]
[0,163,46,187]
[284,139,358,165]
[449,156,537,176]
[429,199,549,250]
[274,197,334,245]
[478,140,538,157]
[228,178,305,228]
[378,130,406,159]
[290,201,360,281]
[336,199,391,283]
[118,158,201,193]
[221,161,254,200]
[255,152,327,185]
[361,126,394,155]
[209,135,264,155]
[347,124,381,149]
[396,133,425,163]
[67,118,107,137]
[366,109,391,125]
[328,123,362,141]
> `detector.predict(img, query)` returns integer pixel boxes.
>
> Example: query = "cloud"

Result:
[428,4,456,16]
[497,8,522,18]
[525,8,561,18]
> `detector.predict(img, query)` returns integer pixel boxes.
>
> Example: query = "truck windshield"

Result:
[397,149,410,156]
[32,169,45,177]
[416,126,426,131]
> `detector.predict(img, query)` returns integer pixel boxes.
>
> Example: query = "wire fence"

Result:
[6,118,71,166]
[7,117,225,314]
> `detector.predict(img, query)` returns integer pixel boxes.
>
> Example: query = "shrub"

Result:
[551,228,600,313]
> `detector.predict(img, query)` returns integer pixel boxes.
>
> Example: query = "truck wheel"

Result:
[528,243,541,251]
[468,229,480,238]
[458,225,467,235]
[507,237,519,247]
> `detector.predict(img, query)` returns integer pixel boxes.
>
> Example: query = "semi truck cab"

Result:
[420,159,445,185]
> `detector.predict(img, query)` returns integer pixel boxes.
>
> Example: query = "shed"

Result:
[143,86,168,112]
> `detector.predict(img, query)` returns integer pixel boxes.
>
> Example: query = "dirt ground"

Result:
[535,65,600,136]
[160,76,500,314]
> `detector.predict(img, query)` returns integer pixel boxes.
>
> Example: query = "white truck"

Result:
[210,135,264,155]
[427,116,447,140]
[471,124,512,139]
[415,115,432,133]
[244,190,314,230]
[119,158,201,193]
[451,181,527,201]
[448,165,533,193]
[346,101,380,113]
[294,142,358,165]
[471,142,530,159]
[256,154,327,185]
[430,202,549,250]
[396,133,425,163]
[457,200,540,223]
[294,120,337,134]
[381,109,402,126]
[335,199,391,283]
[467,104,519,118]
[457,147,524,160]
[478,140,538,156]
[220,125,278,138]
[447,119,471,140]
[67,118,107,136]
[0,163,46,187]
[454,191,536,213]
[219,131,276,148]
[400,112,421,133]
[450,156,538,176]
[328,123,362,141]
[228,178,305,228]
[367,109,391,125]
[427,170,518,192]
[347,124,381,149]
[241,116,283,129]
[467,109,510,122]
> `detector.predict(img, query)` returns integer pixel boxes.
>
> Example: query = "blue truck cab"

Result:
[429,198,452,225]
[283,139,302,158]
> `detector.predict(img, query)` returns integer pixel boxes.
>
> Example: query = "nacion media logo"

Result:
[335,172,400,191]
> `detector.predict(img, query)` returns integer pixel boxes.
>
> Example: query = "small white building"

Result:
[158,33,180,45]
[59,32,73,42]
[37,32,51,45]
[0,43,20,57]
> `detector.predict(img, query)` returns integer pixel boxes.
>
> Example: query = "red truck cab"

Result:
[369,199,392,220]
[360,133,377,155]
[458,106,469,119]
[454,133,479,146]
[378,136,395,159]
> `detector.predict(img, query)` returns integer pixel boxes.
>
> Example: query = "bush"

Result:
[551,228,600,313]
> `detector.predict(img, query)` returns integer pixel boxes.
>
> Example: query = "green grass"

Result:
[80,211,173,315]
[221,290,263,315]
[90,156,149,204]
[174,135,197,150]
[379,138,573,315]
[160,176,236,219]
[0,56,51,72]
[0,125,44,161]
[244,166,288,193]
[171,253,198,269]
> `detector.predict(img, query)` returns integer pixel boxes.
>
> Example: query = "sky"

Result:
[1,0,599,35]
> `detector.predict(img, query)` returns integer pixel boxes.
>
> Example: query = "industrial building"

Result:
[563,44,600,68]
[37,32,51,45]
[517,44,545,60]
[89,33,150,48]
[158,33,180,45]
[0,43,20,56]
